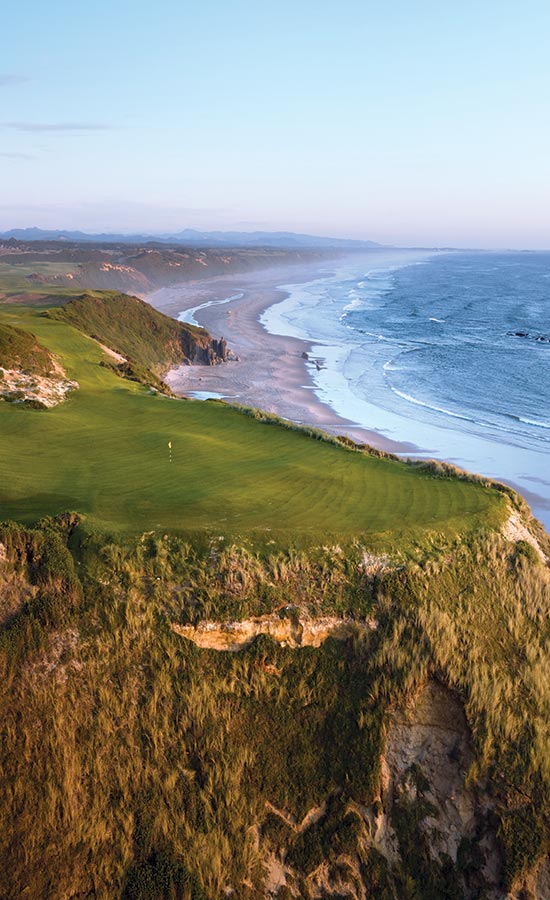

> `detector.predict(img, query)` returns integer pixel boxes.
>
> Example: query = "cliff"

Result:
[47,291,231,391]
[1,506,550,899]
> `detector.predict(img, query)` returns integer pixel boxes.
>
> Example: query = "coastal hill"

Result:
[1,282,550,899]
[47,291,230,392]
[0,295,505,535]
[0,237,335,296]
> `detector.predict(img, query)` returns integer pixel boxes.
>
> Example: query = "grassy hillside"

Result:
[0,303,506,544]
[1,520,549,899]
[0,290,548,898]
[0,321,57,375]
[47,291,222,376]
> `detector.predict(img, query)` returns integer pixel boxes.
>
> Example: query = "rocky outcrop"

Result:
[503,509,548,563]
[178,332,231,366]
[378,681,502,896]
[254,681,505,899]
[507,330,550,343]
[172,610,374,651]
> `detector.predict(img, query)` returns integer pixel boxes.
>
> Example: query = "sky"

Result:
[1,0,549,248]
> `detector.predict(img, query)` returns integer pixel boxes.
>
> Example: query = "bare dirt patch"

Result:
[0,366,78,407]
[172,612,376,651]
[503,510,548,563]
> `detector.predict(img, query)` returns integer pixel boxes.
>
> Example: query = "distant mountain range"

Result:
[0,226,382,250]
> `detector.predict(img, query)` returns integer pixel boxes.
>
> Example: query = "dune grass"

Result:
[47,291,214,374]
[1,520,549,898]
[0,304,506,543]
[0,321,57,375]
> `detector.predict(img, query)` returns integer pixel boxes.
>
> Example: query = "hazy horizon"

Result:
[1,0,549,249]
[2,224,549,254]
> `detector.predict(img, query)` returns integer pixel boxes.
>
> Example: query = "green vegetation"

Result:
[0,321,57,375]
[0,259,83,305]
[47,291,217,376]
[1,289,547,898]
[0,301,506,543]
[0,258,79,282]
[1,519,549,898]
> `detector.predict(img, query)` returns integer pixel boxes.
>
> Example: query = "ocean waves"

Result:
[262,249,550,525]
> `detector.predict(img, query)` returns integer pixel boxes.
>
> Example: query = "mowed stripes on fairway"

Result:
[0,307,505,538]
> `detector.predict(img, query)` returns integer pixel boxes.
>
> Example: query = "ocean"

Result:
[260,249,550,528]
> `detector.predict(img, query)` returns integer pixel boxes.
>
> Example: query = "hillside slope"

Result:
[48,291,229,371]
[1,295,550,899]
[0,239,328,295]
[0,321,58,375]
[0,322,78,408]
[1,513,550,899]
[46,291,229,392]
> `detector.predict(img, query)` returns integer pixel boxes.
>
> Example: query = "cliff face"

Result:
[47,291,232,392]
[172,611,374,651]
[251,681,503,899]
[179,331,230,366]
[1,512,550,900]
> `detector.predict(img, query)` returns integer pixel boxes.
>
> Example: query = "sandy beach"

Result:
[147,263,417,455]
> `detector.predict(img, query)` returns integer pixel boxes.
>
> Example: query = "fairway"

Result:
[0,306,506,540]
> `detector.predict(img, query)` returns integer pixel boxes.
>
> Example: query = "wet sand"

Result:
[147,264,418,455]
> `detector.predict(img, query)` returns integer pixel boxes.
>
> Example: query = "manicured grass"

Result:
[0,305,506,541]
[0,262,80,298]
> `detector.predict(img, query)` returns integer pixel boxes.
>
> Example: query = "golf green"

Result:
[0,306,505,541]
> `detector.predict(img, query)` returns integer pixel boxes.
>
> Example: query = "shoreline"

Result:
[147,260,550,529]
[147,263,419,456]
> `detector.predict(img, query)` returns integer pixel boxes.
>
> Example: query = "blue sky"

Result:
[1,0,549,247]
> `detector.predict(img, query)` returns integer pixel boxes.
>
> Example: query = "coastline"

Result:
[147,257,550,530]
[147,263,419,455]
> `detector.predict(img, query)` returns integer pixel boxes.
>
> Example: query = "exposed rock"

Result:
[532,857,550,899]
[256,681,505,899]
[0,366,78,407]
[24,628,81,683]
[503,510,548,563]
[178,331,231,366]
[172,611,375,651]
[506,330,550,343]
[379,681,502,897]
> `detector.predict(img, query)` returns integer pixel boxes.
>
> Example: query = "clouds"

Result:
[3,121,112,132]
[0,76,111,146]
[0,118,110,161]
[0,77,111,159]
